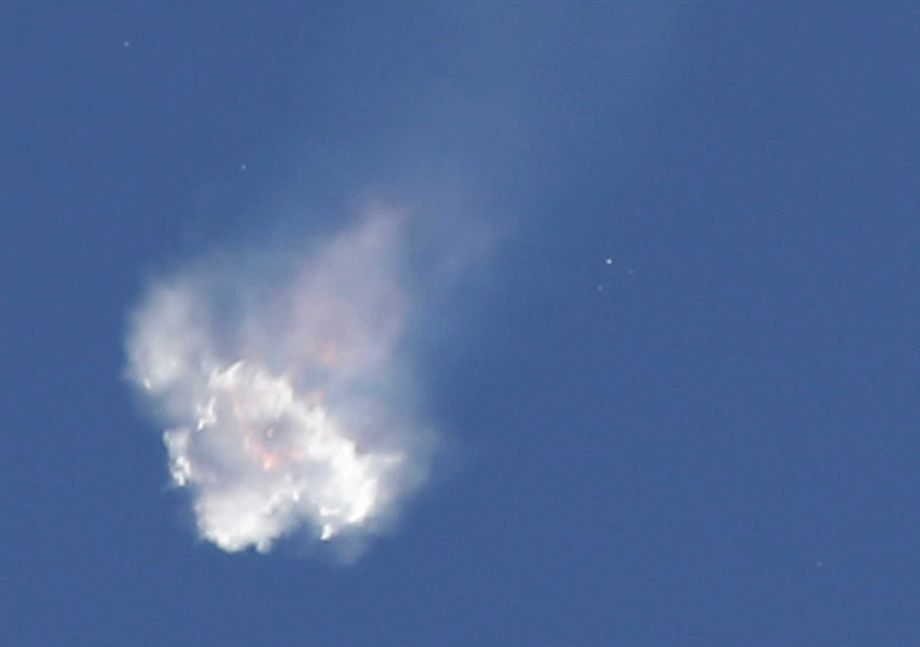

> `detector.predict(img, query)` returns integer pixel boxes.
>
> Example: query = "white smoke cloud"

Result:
[125,210,435,554]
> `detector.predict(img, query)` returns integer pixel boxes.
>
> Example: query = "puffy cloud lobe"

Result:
[126,213,430,554]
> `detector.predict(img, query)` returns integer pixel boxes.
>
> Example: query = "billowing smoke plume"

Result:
[125,211,434,554]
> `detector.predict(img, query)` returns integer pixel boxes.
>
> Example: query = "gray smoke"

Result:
[125,210,433,554]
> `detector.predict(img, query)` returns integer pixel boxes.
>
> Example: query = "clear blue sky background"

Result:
[2,2,917,645]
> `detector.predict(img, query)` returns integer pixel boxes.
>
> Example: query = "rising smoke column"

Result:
[125,212,433,554]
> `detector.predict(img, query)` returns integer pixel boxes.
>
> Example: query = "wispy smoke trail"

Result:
[125,212,433,554]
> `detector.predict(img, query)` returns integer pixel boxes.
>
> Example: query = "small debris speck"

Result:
[605,257,613,265]
[240,163,248,171]
[123,40,131,48]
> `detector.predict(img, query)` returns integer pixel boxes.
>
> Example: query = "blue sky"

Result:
[2,2,917,645]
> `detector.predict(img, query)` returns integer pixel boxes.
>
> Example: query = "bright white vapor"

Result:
[125,211,434,555]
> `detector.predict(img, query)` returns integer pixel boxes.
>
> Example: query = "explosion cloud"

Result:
[125,212,433,554]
